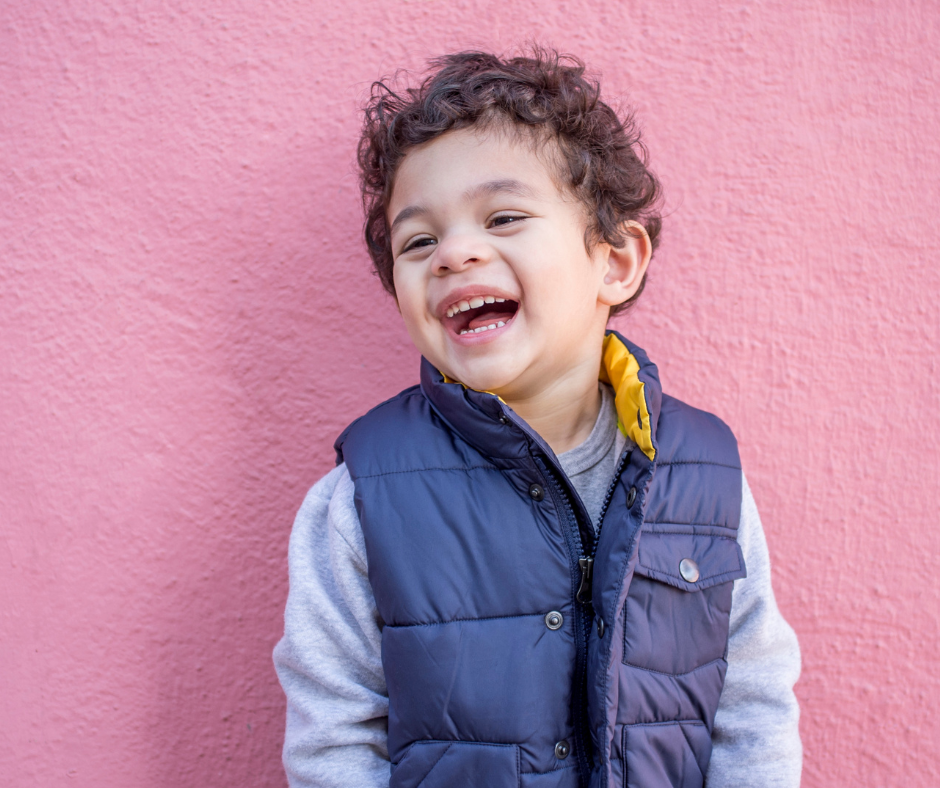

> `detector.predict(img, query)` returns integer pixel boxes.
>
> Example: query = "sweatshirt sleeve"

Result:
[706,473,803,787]
[272,464,391,788]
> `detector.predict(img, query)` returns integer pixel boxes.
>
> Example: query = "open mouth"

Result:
[443,295,520,336]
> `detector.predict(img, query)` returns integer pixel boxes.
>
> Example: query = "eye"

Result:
[489,213,527,228]
[402,235,437,253]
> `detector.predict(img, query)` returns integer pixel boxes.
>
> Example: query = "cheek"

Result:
[524,257,595,315]
[393,272,436,337]
[396,293,423,330]
[391,266,417,314]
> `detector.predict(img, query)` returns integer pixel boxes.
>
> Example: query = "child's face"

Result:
[389,127,640,402]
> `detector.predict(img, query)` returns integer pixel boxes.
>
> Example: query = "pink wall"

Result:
[2,1,938,785]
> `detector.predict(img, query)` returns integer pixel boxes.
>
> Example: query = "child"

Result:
[274,49,802,788]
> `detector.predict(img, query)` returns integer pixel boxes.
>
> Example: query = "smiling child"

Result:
[274,49,802,788]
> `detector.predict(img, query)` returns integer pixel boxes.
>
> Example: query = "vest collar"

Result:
[419,330,662,463]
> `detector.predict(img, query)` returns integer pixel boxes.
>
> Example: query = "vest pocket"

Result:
[623,532,746,675]
[622,721,710,788]
[390,740,520,788]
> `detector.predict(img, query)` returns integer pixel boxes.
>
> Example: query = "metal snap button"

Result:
[528,483,545,501]
[499,415,509,425]
[626,486,637,507]
[597,618,605,638]
[545,611,563,630]
[554,740,570,759]
[679,558,700,583]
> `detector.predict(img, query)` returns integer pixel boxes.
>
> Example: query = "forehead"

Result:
[388,127,565,215]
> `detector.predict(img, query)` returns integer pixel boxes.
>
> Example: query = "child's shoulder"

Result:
[657,392,740,469]
[335,381,479,478]
[297,463,354,529]
[333,384,425,465]
[293,462,365,562]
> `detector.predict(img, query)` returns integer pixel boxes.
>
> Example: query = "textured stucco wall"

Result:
[2,1,938,786]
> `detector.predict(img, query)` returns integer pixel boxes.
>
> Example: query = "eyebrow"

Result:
[465,178,537,202]
[390,178,537,233]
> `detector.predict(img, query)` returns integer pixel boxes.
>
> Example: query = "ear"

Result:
[597,221,652,308]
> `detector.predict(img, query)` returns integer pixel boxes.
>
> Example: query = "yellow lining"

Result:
[599,334,655,461]
[440,333,654,460]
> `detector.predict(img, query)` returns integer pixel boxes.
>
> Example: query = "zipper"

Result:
[539,445,632,785]
[576,447,632,604]
[510,395,634,784]
[576,558,594,604]
[541,467,593,784]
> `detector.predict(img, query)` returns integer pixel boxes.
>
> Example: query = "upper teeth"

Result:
[445,296,507,318]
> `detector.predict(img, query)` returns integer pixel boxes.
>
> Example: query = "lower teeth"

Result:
[459,320,507,336]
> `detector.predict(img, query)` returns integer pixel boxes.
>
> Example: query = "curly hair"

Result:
[357,48,662,316]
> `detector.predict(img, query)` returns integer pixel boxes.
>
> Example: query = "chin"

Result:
[447,356,526,395]
[429,333,532,393]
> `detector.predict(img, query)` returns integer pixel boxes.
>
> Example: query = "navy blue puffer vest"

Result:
[335,333,746,788]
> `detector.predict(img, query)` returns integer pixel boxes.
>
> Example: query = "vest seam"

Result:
[520,762,579,775]
[392,739,517,766]
[636,565,744,589]
[623,719,706,727]
[354,464,501,479]
[384,611,551,629]
[656,460,740,469]
[639,534,739,543]
[414,743,453,788]
[622,721,707,787]
[679,722,708,782]
[620,656,726,677]
[643,522,738,530]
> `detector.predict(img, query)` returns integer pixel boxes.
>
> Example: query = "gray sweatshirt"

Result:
[273,387,803,786]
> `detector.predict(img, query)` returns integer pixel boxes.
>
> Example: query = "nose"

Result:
[431,231,492,276]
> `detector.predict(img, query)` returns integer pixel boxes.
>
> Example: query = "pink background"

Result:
[2,1,938,786]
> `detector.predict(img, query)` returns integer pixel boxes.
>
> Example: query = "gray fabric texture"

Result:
[273,399,803,787]
[557,383,627,529]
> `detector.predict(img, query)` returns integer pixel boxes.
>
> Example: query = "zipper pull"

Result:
[576,557,594,604]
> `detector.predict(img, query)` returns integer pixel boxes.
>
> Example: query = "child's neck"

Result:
[504,369,602,456]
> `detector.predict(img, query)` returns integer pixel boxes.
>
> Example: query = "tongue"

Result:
[467,309,510,330]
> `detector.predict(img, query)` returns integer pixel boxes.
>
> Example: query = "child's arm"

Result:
[706,474,803,786]
[273,465,390,788]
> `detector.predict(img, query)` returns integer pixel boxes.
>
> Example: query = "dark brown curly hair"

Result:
[358,48,662,316]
